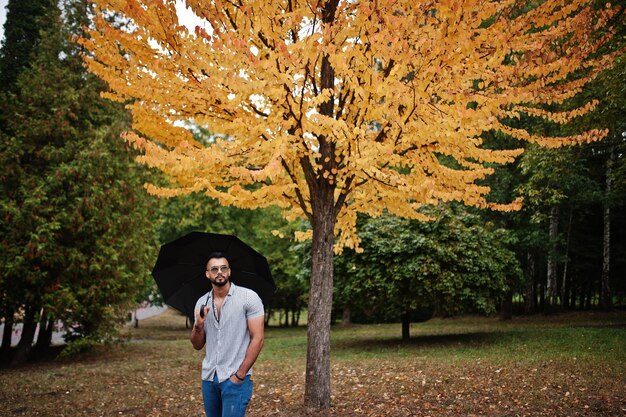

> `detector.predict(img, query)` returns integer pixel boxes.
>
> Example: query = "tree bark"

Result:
[579,285,586,310]
[401,311,411,342]
[341,307,351,326]
[1,314,14,362]
[561,209,573,309]
[12,305,38,365]
[303,1,340,409]
[545,205,559,312]
[500,291,513,320]
[304,201,336,410]
[525,252,536,314]
[34,312,54,351]
[600,147,613,310]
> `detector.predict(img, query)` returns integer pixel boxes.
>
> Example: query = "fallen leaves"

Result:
[1,311,624,416]
[248,357,625,416]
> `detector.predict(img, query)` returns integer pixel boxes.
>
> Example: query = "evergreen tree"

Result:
[0,0,158,364]
[0,0,54,92]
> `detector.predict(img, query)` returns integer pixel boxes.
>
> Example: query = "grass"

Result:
[0,310,624,416]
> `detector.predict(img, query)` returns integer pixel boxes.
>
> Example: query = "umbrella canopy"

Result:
[151,231,275,319]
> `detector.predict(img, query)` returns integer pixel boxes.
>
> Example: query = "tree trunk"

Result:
[545,205,559,312]
[293,309,301,327]
[303,1,341,409]
[561,209,573,309]
[341,307,351,326]
[1,314,14,362]
[401,311,411,342]
[600,147,613,310]
[304,199,336,410]
[579,286,586,310]
[569,284,576,309]
[525,252,536,314]
[34,313,54,351]
[500,291,513,321]
[12,306,39,365]
[585,281,593,309]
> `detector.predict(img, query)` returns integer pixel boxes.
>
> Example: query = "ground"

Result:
[0,309,624,416]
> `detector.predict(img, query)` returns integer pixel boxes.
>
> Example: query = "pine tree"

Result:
[0,0,54,92]
[0,0,158,365]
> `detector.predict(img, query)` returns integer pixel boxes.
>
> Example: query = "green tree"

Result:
[479,7,626,313]
[517,145,601,309]
[575,36,626,310]
[334,205,521,341]
[0,0,158,364]
[0,0,54,92]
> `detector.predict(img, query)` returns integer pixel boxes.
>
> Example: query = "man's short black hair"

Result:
[207,251,230,264]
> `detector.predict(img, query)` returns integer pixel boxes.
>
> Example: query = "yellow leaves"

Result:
[516,100,600,125]
[271,230,285,239]
[489,197,524,212]
[144,183,192,198]
[128,103,199,149]
[121,131,147,151]
[294,230,312,242]
[81,0,621,249]
[498,125,609,148]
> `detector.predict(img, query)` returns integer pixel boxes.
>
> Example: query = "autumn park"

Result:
[1,0,625,416]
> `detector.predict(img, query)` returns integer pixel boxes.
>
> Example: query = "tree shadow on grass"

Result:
[333,331,502,354]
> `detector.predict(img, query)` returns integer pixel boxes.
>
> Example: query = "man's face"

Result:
[206,257,231,287]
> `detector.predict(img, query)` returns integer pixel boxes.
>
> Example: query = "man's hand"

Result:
[195,305,209,327]
[229,373,245,385]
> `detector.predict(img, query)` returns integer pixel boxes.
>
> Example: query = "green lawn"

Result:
[0,310,624,416]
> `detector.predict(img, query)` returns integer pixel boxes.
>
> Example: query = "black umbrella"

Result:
[151,231,275,320]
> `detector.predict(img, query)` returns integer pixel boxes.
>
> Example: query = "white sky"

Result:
[0,0,205,43]
[0,0,7,43]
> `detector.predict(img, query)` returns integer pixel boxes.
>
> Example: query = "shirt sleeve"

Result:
[245,289,265,319]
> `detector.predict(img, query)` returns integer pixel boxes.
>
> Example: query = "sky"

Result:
[0,0,7,43]
[0,0,205,44]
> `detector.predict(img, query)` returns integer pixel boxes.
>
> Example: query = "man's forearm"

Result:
[190,325,205,350]
[235,336,264,376]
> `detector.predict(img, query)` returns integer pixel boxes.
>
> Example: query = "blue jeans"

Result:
[202,374,253,417]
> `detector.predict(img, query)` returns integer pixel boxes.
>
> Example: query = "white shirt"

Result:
[194,283,264,382]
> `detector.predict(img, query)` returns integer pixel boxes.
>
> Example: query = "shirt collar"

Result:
[209,282,236,299]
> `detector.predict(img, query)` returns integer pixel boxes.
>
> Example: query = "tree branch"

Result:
[281,157,312,221]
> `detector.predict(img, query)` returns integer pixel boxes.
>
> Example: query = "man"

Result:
[191,251,265,417]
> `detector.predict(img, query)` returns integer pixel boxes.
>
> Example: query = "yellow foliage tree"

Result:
[80,0,622,409]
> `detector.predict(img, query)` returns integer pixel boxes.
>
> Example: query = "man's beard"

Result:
[213,276,229,287]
